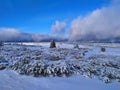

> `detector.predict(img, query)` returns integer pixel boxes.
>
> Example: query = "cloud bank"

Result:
[0,28,33,41]
[69,2,120,41]
[0,28,67,42]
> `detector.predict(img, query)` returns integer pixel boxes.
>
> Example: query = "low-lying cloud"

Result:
[0,28,67,42]
[69,2,120,41]
[0,28,21,41]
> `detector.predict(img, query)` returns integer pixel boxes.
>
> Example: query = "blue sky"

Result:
[0,0,110,34]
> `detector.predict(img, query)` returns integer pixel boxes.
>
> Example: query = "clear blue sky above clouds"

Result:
[0,0,110,34]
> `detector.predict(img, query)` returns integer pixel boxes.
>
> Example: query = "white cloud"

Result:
[0,28,21,41]
[31,34,51,42]
[69,3,120,41]
[0,28,67,42]
[51,21,66,34]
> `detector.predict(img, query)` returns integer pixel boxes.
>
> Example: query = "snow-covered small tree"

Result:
[74,44,79,49]
[101,47,106,52]
[50,40,56,48]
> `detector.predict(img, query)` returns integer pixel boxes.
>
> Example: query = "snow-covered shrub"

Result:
[50,40,56,48]
[10,59,75,77]
[0,57,9,70]
[99,77,111,83]
[101,47,106,52]
[74,44,79,49]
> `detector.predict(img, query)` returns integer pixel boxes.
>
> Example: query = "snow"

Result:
[0,70,120,90]
[0,42,120,90]
[85,44,120,58]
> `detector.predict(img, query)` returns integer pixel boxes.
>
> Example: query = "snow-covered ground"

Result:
[0,70,120,90]
[0,42,120,90]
